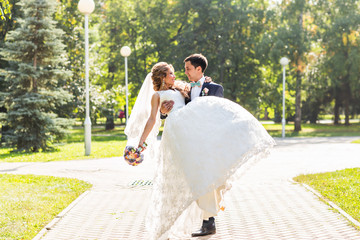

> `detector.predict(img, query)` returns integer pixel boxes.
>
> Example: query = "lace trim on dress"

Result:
[146,137,275,240]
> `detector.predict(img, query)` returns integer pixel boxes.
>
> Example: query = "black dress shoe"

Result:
[191,217,216,237]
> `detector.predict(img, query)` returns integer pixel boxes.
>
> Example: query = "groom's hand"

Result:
[160,100,174,115]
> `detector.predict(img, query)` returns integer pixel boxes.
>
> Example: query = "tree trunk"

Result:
[344,82,350,126]
[294,70,302,131]
[294,11,303,132]
[334,93,340,125]
[344,99,350,126]
[105,117,115,130]
[105,109,115,130]
[264,107,268,120]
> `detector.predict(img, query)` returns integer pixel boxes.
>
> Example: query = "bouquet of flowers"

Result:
[123,142,147,166]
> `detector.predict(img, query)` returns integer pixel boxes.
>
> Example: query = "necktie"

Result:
[190,81,201,87]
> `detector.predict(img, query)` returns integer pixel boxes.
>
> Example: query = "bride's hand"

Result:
[204,76,212,83]
[138,139,147,152]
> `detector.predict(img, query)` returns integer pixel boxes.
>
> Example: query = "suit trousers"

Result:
[196,185,225,220]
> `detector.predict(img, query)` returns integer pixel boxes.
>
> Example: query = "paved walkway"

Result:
[1,137,360,239]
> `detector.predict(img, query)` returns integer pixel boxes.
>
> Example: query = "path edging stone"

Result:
[32,190,90,240]
[289,178,360,229]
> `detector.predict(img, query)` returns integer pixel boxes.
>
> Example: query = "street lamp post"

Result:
[78,0,95,156]
[280,57,289,138]
[120,46,131,125]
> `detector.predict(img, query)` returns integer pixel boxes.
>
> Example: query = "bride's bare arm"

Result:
[138,93,160,148]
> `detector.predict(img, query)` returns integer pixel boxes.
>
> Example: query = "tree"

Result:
[0,0,11,20]
[98,0,272,116]
[0,0,21,143]
[301,53,332,123]
[173,0,270,111]
[0,0,73,152]
[317,0,360,125]
[54,0,85,119]
[276,0,310,131]
[88,0,360,125]
[96,0,180,128]
[54,0,102,121]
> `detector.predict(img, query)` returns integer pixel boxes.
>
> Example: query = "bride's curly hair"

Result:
[151,62,172,91]
[151,62,189,98]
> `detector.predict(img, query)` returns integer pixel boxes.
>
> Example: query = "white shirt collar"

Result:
[198,76,205,85]
[191,76,205,100]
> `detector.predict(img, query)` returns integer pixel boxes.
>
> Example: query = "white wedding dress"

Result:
[143,89,275,240]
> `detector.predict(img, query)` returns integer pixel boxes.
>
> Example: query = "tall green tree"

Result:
[257,4,289,122]
[54,0,102,121]
[317,0,360,125]
[301,52,332,123]
[0,0,21,143]
[92,0,360,124]
[172,0,271,110]
[98,0,271,113]
[0,0,73,152]
[54,0,85,119]
[261,0,311,130]
[96,0,181,128]
[98,0,180,86]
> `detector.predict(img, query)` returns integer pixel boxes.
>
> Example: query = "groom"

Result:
[160,53,224,237]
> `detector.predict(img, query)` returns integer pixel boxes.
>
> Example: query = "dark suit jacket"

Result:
[161,80,224,119]
[185,81,224,105]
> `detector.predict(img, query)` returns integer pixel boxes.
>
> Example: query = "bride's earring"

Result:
[162,80,166,89]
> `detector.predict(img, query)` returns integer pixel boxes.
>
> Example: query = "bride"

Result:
[125,62,275,239]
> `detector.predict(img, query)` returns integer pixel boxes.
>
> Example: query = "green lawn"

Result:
[263,122,360,138]
[0,141,126,163]
[0,174,92,240]
[294,168,360,229]
[0,127,128,163]
[66,126,127,142]
[0,123,359,163]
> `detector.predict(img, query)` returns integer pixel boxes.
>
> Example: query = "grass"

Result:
[66,126,127,142]
[0,141,126,163]
[0,122,358,163]
[263,122,360,138]
[318,114,360,121]
[0,174,92,240]
[0,126,128,163]
[294,168,360,229]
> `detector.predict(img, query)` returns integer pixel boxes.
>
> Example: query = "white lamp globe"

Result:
[121,46,131,57]
[78,0,95,15]
[280,57,290,67]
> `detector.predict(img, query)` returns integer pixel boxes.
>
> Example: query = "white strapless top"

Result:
[157,90,185,114]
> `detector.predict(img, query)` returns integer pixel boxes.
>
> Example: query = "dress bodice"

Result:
[157,90,185,114]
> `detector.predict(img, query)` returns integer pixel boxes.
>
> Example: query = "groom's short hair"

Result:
[184,53,208,73]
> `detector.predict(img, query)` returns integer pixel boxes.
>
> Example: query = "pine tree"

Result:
[0,0,73,152]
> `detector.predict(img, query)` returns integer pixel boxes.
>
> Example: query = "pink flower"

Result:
[201,87,209,96]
